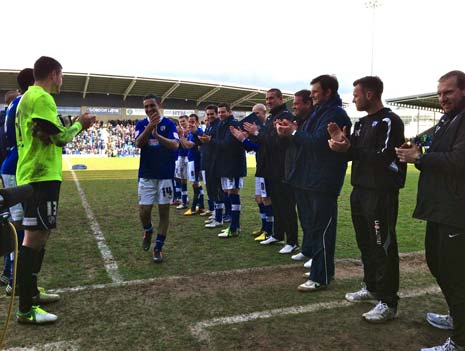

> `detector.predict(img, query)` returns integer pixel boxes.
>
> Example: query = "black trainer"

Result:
[142,231,152,251]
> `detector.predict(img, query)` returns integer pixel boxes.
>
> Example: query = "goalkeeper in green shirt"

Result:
[15,56,95,324]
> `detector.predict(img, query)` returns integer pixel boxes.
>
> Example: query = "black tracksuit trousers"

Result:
[267,178,298,246]
[350,187,400,308]
[296,190,337,285]
[425,222,465,346]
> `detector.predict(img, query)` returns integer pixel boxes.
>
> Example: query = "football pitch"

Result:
[0,158,448,350]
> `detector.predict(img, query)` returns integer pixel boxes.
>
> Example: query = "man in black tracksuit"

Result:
[329,76,406,323]
[246,88,299,251]
[397,71,465,351]
[198,105,220,216]
[277,76,351,291]
[196,105,224,228]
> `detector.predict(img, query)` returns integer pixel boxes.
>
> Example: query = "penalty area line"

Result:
[65,159,123,283]
[189,285,441,343]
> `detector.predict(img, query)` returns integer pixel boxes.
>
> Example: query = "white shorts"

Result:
[221,177,243,191]
[255,177,269,198]
[1,174,24,222]
[138,178,173,205]
[187,161,203,183]
[175,156,188,180]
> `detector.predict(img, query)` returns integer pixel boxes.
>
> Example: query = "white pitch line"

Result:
[48,251,426,294]
[65,160,123,283]
[4,340,79,351]
[50,262,303,294]
[190,285,441,343]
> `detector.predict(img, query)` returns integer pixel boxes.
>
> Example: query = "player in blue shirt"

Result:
[170,118,181,206]
[200,103,246,238]
[174,115,189,209]
[135,94,179,263]
[179,114,206,216]
[0,69,35,293]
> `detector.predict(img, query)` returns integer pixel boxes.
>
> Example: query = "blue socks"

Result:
[181,183,188,205]
[264,204,274,236]
[229,194,241,232]
[174,180,181,202]
[215,202,224,222]
[198,186,205,210]
[224,192,231,218]
[143,223,154,235]
[154,234,166,252]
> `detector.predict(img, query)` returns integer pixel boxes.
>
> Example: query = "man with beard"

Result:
[328,76,405,322]
[396,70,465,351]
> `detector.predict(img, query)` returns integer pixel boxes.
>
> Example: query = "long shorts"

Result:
[221,177,243,191]
[254,177,269,198]
[187,161,203,183]
[22,181,61,230]
[138,178,173,205]
[175,156,188,180]
[1,174,24,222]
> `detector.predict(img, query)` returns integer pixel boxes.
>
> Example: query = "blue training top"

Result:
[135,117,178,179]
[187,128,202,170]
[1,95,21,175]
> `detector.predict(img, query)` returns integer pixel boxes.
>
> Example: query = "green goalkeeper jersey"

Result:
[15,85,82,185]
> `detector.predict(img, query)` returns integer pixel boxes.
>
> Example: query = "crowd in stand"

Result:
[64,119,140,157]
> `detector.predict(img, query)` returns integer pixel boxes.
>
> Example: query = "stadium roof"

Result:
[386,93,443,112]
[0,69,294,111]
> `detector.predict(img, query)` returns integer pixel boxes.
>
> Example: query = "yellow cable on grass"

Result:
[0,222,18,348]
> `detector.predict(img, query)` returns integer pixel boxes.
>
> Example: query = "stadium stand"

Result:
[64,120,139,157]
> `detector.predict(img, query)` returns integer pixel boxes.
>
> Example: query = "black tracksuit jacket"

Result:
[348,107,406,191]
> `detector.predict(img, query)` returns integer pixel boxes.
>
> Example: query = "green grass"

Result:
[46,164,425,286]
[0,159,436,351]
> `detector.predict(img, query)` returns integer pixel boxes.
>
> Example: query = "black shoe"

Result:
[153,250,163,263]
[142,231,152,251]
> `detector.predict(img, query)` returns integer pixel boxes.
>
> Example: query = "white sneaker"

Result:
[426,312,454,330]
[362,302,397,323]
[176,203,188,210]
[291,252,307,261]
[205,220,223,228]
[421,338,464,351]
[279,244,299,254]
[17,306,58,324]
[345,285,377,303]
[297,279,326,292]
[302,272,310,278]
[217,228,239,238]
[304,259,313,269]
[204,218,214,224]
[260,236,279,245]
[199,210,212,217]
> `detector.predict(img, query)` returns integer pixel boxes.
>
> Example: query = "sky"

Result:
[2,0,464,101]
